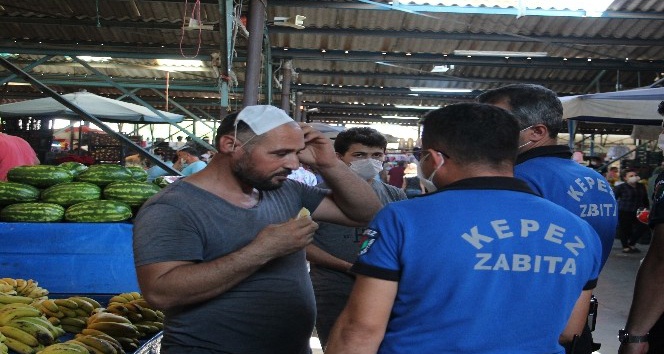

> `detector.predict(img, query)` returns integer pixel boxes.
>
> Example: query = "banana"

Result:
[47,317,60,326]
[68,298,94,314]
[52,299,78,310]
[26,287,48,299]
[107,296,128,304]
[37,305,65,319]
[0,279,17,288]
[66,340,100,354]
[130,299,151,309]
[73,308,89,318]
[0,325,39,347]
[120,302,141,314]
[0,306,42,325]
[8,319,54,345]
[73,335,117,354]
[59,317,87,328]
[119,293,135,303]
[136,320,163,330]
[80,331,124,353]
[60,324,83,334]
[58,307,77,318]
[16,316,65,338]
[126,312,142,323]
[113,337,138,352]
[3,336,37,354]
[39,300,60,314]
[0,342,7,354]
[138,307,159,322]
[14,280,27,294]
[0,294,34,305]
[39,342,90,354]
[88,313,131,326]
[105,304,129,316]
[134,323,159,336]
[71,297,101,309]
[87,322,140,338]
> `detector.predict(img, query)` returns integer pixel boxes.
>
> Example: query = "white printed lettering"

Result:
[462,226,493,250]
[584,177,596,189]
[512,254,531,271]
[567,185,583,202]
[491,219,513,239]
[597,179,608,193]
[560,258,576,275]
[544,224,566,244]
[575,178,589,192]
[474,253,576,274]
[543,256,563,273]
[493,254,510,270]
[474,253,492,270]
[520,219,539,237]
[564,236,586,256]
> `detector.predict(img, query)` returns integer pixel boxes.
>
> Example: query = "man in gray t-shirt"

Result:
[307,127,407,349]
[133,106,382,354]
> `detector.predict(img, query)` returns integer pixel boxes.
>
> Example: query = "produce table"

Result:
[0,222,139,294]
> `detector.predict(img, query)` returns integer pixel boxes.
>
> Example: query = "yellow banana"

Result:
[0,325,39,347]
[0,279,17,288]
[8,319,55,345]
[73,308,89,318]
[128,292,141,301]
[138,307,159,322]
[119,293,135,303]
[60,324,83,334]
[0,294,34,305]
[47,316,60,326]
[136,320,163,331]
[0,306,42,325]
[107,296,128,304]
[3,336,37,354]
[130,298,151,309]
[59,317,87,328]
[73,335,117,354]
[0,342,7,354]
[52,299,78,310]
[68,298,94,314]
[39,300,60,313]
[14,280,27,294]
[39,342,90,354]
[58,307,77,318]
[80,331,124,353]
[105,304,129,316]
[134,323,159,335]
[65,340,99,354]
[70,297,101,309]
[16,316,65,338]
[88,312,131,326]
[114,337,138,352]
[120,302,141,314]
[87,322,140,338]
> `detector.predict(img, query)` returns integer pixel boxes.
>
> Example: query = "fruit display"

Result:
[0,278,165,354]
[0,163,166,223]
[7,167,74,189]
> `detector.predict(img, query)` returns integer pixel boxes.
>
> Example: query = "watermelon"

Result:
[41,182,102,207]
[65,200,133,222]
[0,202,65,222]
[7,165,74,188]
[126,166,149,182]
[75,164,134,186]
[103,181,161,207]
[0,182,41,205]
[58,161,89,176]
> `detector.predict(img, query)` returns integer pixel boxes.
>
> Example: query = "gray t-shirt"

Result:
[310,180,407,292]
[133,179,327,354]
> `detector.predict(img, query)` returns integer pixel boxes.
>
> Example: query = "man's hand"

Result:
[296,123,339,170]
[253,216,319,259]
[619,342,649,354]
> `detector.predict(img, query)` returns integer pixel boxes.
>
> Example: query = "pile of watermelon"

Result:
[0,162,162,223]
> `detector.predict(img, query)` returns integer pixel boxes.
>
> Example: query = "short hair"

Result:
[621,168,636,179]
[215,112,263,151]
[178,146,200,158]
[421,103,520,167]
[334,127,387,154]
[476,84,563,138]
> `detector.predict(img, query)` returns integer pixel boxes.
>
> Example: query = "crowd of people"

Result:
[128,87,664,354]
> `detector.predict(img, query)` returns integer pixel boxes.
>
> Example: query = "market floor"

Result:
[309,239,647,354]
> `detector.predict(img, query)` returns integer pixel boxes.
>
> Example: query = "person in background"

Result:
[288,164,318,186]
[607,166,621,187]
[386,160,406,188]
[614,169,649,253]
[478,83,617,353]
[618,101,664,354]
[402,162,425,198]
[146,149,176,182]
[307,127,407,350]
[176,146,207,176]
[0,128,39,181]
[133,105,381,353]
[325,103,601,354]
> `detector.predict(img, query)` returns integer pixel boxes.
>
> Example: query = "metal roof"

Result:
[0,0,663,135]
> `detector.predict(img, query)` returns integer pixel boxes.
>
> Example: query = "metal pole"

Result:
[0,57,180,175]
[242,0,266,107]
[218,0,233,108]
[294,91,303,121]
[281,60,292,113]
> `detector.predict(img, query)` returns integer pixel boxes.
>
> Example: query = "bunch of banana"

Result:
[0,279,49,301]
[0,330,9,354]
[36,341,89,354]
[84,312,141,352]
[68,333,125,354]
[32,297,101,335]
[0,303,63,354]
[106,293,164,338]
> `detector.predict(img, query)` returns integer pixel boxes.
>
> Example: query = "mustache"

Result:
[272,169,293,178]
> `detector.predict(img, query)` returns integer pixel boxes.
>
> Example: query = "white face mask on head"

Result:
[416,153,444,192]
[518,125,534,150]
[627,176,640,184]
[349,159,384,180]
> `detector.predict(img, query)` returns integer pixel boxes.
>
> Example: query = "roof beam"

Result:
[269,27,664,47]
[269,1,664,20]
[273,48,664,71]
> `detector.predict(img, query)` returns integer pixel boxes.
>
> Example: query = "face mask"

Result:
[627,176,640,184]
[416,154,444,192]
[349,159,383,180]
[658,133,664,151]
[518,125,534,150]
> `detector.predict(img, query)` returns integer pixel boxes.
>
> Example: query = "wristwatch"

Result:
[618,329,649,344]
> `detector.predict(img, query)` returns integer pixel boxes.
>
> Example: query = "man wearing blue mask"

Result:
[478,84,617,354]
[307,127,407,349]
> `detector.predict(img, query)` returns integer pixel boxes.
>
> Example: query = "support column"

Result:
[281,60,292,113]
[243,0,266,107]
[294,91,303,121]
[217,0,234,108]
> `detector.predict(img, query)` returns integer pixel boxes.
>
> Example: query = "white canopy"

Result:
[562,87,664,126]
[0,91,184,123]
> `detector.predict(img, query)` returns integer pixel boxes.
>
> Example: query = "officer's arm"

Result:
[559,290,592,344]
